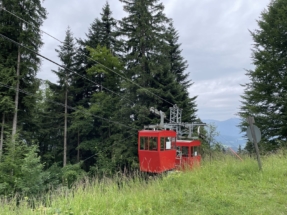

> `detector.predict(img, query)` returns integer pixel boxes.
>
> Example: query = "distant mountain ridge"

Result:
[202,118,247,150]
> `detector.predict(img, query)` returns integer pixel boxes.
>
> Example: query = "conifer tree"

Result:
[239,0,287,152]
[34,84,64,167]
[70,3,125,170]
[49,27,77,167]
[0,67,14,160]
[117,0,174,167]
[117,0,199,167]
[165,22,197,122]
[99,2,121,53]
[86,45,125,172]
[73,2,121,108]
[119,0,171,110]
[0,0,46,143]
[166,23,190,88]
[0,140,48,196]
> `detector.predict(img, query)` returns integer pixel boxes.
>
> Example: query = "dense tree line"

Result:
[239,0,287,154]
[0,0,198,196]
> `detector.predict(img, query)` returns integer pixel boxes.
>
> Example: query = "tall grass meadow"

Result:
[1,152,287,215]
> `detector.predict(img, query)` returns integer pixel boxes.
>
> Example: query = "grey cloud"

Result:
[37,0,270,120]
[190,73,249,120]
[167,0,269,82]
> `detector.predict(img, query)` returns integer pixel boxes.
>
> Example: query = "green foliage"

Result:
[99,2,122,54]
[87,45,122,74]
[0,0,200,198]
[61,164,85,188]
[0,138,49,197]
[166,22,197,122]
[0,67,15,113]
[0,0,46,142]
[86,45,123,92]
[2,153,287,214]
[199,123,225,158]
[48,27,77,167]
[16,145,49,195]
[239,0,287,152]
[73,2,121,108]
[0,137,25,196]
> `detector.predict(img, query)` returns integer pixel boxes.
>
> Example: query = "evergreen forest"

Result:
[0,0,199,196]
[1,0,287,200]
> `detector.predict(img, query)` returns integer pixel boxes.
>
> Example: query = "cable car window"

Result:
[176,147,182,157]
[140,137,148,150]
[171,137,176,149]
[149,137,158,151]
[160,137,165,151]
[193,146,199,156]
[182,146,189,157]
[166,137,171,150]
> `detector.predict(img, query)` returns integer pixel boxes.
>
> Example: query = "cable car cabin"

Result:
[138,130,177,173]
[175,140,201,170]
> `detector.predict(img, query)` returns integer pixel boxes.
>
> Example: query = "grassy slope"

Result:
[1,153,287,215]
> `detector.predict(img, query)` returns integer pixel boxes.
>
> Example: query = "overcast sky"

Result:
[38,0,271,121]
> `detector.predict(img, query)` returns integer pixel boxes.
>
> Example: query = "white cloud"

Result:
[36,0,270,120]
[189,73,249,120]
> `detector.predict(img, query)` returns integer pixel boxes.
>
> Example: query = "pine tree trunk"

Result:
[12,47,21,142]
[77,129,80,163]
[63,89,67,167]
[0,113,5,161]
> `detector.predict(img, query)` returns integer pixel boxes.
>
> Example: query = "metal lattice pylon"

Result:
[146,105,206,140]
[170,104,182,123]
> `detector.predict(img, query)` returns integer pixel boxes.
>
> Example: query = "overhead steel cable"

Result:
[1,7,175,106]
[0,33,134,104]
[0,82,138,131]
[1,7,63,43]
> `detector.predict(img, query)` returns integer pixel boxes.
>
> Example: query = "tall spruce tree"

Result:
[73,2,120,108]
[0,67,14,160]
[86,45,125,173]
[70,3,125,170]
[99,2,121,53]
[118,0,198,167]
[167,23,190,88]
[0,0,46,144]
[119,0,171,113]
[239,0,287,152]
[166,22,197,122]
[49,27,77,167]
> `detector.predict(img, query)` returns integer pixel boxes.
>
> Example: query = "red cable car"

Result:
[138,105,204,173]
[138,130,201,173]
[138,130,177,173]
[175,140,201,170]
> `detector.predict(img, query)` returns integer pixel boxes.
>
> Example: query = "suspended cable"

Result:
[1,7,63,43]
[0,82,138,131]
[0,33,134,104]
[1,7,175,106]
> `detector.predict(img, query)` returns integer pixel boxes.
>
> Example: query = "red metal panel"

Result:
[138,150,176,173]
[158,150,176,172]
[138,130,176,137]
[176,140,201,147]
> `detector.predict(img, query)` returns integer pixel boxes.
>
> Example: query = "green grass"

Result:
[1,153,287,215]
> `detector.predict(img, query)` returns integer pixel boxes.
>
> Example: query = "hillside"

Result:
[203,118,247,150]
[2,153,286,215]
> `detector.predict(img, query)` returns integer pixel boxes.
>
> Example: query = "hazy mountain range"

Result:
[202,118,247,151]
